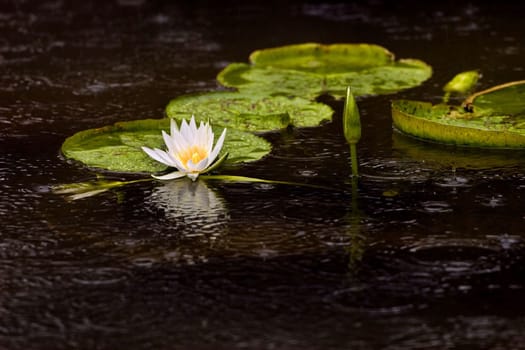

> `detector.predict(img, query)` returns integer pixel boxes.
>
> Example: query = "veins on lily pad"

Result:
[392,75,525,148]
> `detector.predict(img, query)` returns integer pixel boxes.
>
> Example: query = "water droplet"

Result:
[419,201,452,213]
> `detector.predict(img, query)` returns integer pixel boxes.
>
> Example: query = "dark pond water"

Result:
[2,1,525,349]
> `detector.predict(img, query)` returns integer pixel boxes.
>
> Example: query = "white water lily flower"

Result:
[141,116,227,181]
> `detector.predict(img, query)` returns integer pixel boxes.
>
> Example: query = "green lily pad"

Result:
[391,99,525,148]
[61,118,272,173]
[165,91,333,131]
[463,80,525,117]
[443,70,480,95]
[217,43,432,99]
[442,70,480,104]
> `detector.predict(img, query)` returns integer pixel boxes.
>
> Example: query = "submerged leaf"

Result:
[165,91,333,131]
[217,43,432,99]
[53,178,151,200]
[62,118,272,173]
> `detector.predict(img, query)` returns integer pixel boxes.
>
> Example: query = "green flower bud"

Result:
[343,86,362,145]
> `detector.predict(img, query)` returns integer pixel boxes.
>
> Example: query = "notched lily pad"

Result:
[165,91,333,131]
[61,118,272,173]
[217,43,432,99]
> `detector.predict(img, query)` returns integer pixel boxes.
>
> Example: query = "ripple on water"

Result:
[476,193,507,208]
[360,158,434,183]
[389,237,522,285]
[71,267,131,286]
[406,239,503,276]
[433,174,472,188]
[211,188,352,257]
[418,200,453,213]
[325,236,525,315]
[220,220,332,258]
[71,72,154,96]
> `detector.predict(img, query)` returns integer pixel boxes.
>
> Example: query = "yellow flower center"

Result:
[177,146,208,168]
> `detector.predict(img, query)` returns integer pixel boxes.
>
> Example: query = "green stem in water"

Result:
[346,164,364,272]
[200,174,335,191]
[350,142,358,178]
[442,91,451,104]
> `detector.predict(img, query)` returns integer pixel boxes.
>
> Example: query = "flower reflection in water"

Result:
[147,179,229,243]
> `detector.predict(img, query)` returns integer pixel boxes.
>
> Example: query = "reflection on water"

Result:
[146,179,229,237]
[2,0,525,349]
[392,131,525,170]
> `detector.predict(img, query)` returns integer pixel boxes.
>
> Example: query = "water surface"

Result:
[1,1,525,349]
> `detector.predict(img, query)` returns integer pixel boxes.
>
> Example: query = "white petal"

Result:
[166,121,189,151]
[187,157,209,172]
[187,173,200,181]
[162,153,183,169]
[179,118,192,143]
[184,116,198,143]
[194,120,205,144]
[170,118,178,137]
[205,122,213,146]
[172,155,189,172]
[152,147,180,168]
[205,126,214,155]
[162,130,176,152]
[199,122,213,151]
[142,147,176,167]
[189,115,198,132]
[208,128,227,164]
[152,171,187,180]
[170,130,189,154]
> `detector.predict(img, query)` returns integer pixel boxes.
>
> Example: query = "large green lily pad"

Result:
[61,118,272,173]
[165,91,333,131]
[217,43,432,99]
[392,81,525,148]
